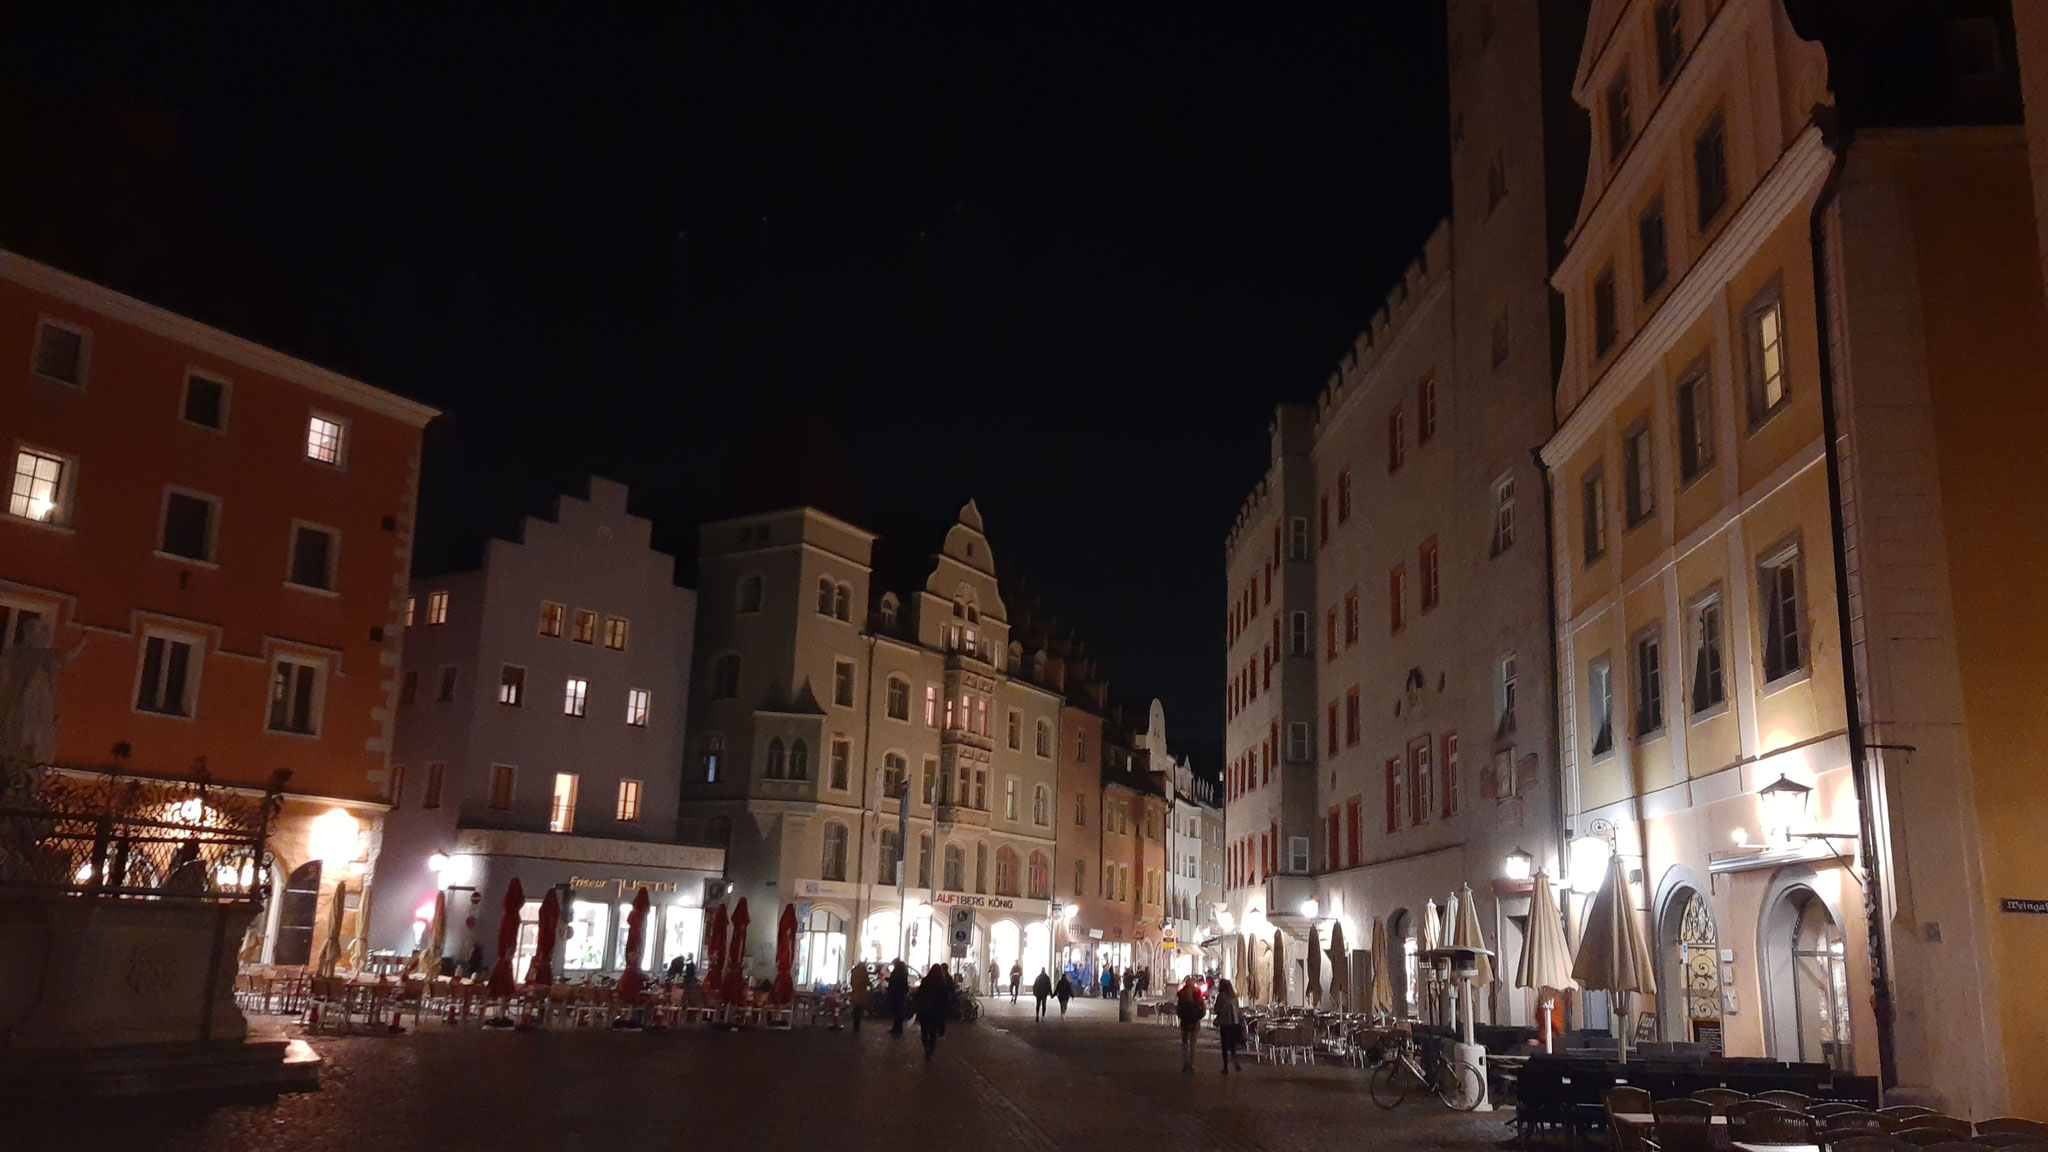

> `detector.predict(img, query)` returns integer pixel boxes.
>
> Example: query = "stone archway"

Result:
[1757,869,1853,1070]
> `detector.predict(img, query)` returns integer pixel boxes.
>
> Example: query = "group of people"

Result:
[1174,975,1247,1074]
[845,959,961,1060]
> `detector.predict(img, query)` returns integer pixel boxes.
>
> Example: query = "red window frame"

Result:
[1326,608,1338,661]
[1441,732,1460,818]
[1345,795,1362,867]
[1388,406,1406,473]
[1420,537,1440,612]
[1337,468,1352,523]
[1389,564,1407,633]
[1345,686,1361,747]
[1344,588,1360,647]
[1327,701,1340,755]
[1418,372,1437,443]
[1384,758,1401,833]
[1408,737,1433,827]
[1319,491,1330,547]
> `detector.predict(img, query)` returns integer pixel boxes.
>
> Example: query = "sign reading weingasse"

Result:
[2000,898,2048,914]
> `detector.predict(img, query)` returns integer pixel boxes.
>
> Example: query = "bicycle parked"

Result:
[1368,1034,1485,1112]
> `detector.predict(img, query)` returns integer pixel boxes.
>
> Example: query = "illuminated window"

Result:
[703,734,724,782]
[1625,419,1657,526]
[538,601,564,637]
[403,597,415,627]
[616,779,642,822]
[499,664,525,706]
[426,591,449,625]
[603,616,628,651]
[1589,656,1615,757]
[8,448,68,524]
[31,318,87,385]
[563,677,589,717]
[571,609,597,644]
[549,773,578,832]
[488,764,514,810]
[305,413,346,466]
[1745,285,1790,424]
[625,687,650,727]
[924,683,939,727]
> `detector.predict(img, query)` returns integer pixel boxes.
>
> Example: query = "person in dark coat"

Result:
[913,964,954,1060]
[1054,973,1073,1015]
[1009,960,1023,1003]
[1212,979,1245,1073]
[1175,976,1206,1073]
[886,959,911,1036]
[463,942,486,979]
[1031,969,1052,1020]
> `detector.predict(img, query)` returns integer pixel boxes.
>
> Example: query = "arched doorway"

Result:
[1658,886,1724,1051]
[273,860,323,966]
[990,920,1022,986]
[796,907,848,984]
[1762,885,1851,1068]
[1022,922,1051,980]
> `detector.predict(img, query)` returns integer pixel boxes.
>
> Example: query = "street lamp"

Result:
[427,851,449,876]
[1299,898,1320,920]
[1758,774,1812,844]
[1564,833,1612,893]
[1502,847,1534,883]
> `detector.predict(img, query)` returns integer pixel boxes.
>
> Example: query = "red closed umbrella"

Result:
[724,898,751,1001]
[488,878,525,996]
[770,903,797,1005]
[618,887,651,1000]
[526,888,560,986]
[703,903,728,995]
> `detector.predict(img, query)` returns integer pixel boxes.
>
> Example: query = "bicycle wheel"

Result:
[1434,1059,1486,1112]
[1368,1059,1412,1109]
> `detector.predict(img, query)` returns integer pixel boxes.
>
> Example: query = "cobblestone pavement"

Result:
[27,995,1518,1151]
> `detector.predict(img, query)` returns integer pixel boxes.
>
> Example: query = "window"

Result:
[832,659,855,707]
[427,591,449,626]
[918,835,931,888]
[160,489,217,562]
[1387,407,1405,473]
[1493,474,1516,555]
[1343,588,1360,647]
[1581,464,1607,565]
[1287,836,1309,874]
[389,763,406,808]
[399,669,418,705]
[886,676,910,721]
[1499,654,1519,736]
[1004,778,1018,821]
[922,757,938,805]
[625,688,650,727]
[1694,111,1728,230]
[1032,785,1049,826]
[305,413,346,466]
[816,577,834,616]
[549,773,578,832]
[711,653,741,699]
[1389,565,1407,633]
[539,601,565,637]
[616,779,643,822]
[736,574,763,613]
[1654,0,1684,84]
[1689,590,1728,714]
[995,847,1020,896]
[1744,285,1789,424]
[1417,373,1437,443]
[9,447,70,524]
[703,734,724,782]
[489,764,515,810]
[437,665,459,702]
[563,677,589,717]
[424,762,445,810]
[833,583,851,622]
[268,657,322,734]
[498,664,525,706]
[1605,69,1633,162]
[1594,262,1618,355]
[879,829,900,887]
[1035,718,1052,757]
[1288,516,1309,559]
[1589,657,1615,757]
[571,609,597,644]
[1074,792,1086,825]
[1676,358,1716,481]
[1759,543,1805,683]
[287,524,337,590]
[403,597,415,628]
[823,823,849,881]
[881,751,907,798]
[765,737,787,779]
[1328,700,1339,754]
[788,739,809,781]
[1419,539,1440,611]
[1006,708,1021,750]
[1024,852,1046,901]
[1286,721,1308,761]
[1288,610,1308,656]
[1345,687,1361,747]
[1634,627,1665,737]
[1408,738,1434,826]
[1337,469,1352,522]
[1623,420,1655,527]
[824,737,848,789]
[1075,859,1088,897]
[1076,728,1087,763]
[1326,608,1337,660]
[1440,732,1460,818]
[943,843,964,891]
[1486,151,1507,211]
[31,318,86,385]
[603,617,628,651]
[135,633,197,716]
[1639,196,1668,298]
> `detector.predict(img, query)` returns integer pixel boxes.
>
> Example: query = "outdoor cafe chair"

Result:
[1653,1098,1719,1152]
[1814,1104,1874,1119]
[1973,1137,2048,1149]
[1979,1123,2048,1140]
[1758,1090,1815,1110]
[1736,1107,1817,1146]
[1694,1088,1750,1112]
[1883,1108,1943,1130]
[1909,1119,1976,1139]
[1605,1086,1656,1152]
[1830,1137,1915,1152]
[1899,1128,1975,1147]
[1821,1113,1889,1133]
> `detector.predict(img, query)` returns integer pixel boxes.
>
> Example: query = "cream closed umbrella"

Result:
[1326,921,1349,1012]
[1452,884,1495,990]
[1306,921,1322,1009]
[1570,854,1656,1062]
[1422,899,1444,1025]
[1369,917,1395,1019]
[1515,870,1575,1052]
[419,889,449,981]
[316,881,346,976]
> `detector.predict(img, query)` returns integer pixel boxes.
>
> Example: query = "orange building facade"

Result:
[1,252,436,963]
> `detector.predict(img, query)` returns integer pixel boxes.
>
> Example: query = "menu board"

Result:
[1691,1019,1725,1055]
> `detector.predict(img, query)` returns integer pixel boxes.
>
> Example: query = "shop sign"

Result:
[570,877,682,900]
[794,879,858,900]
[2001,898,2048,914]
[949,908,973,958]
[930,893,1016,910]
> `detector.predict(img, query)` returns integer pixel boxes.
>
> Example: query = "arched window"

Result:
[882,752,907,797]
[885,676,910,721]
[975,842,988,893]
[879,593,899,629]
[817,577,834,616]
[943,843,965,891]
[703,733,724,782]
[736,574,763,614]
[788,738,809,781]
[765,737,786,779]
[1027,851,1049,900]
[711,653,741,699]
[879,828,901,886]
[995,846,1020,896]
[1031,785,1049,826]
[833,582,852,621]
[821,822,848,881]
[1034,718,1051,758]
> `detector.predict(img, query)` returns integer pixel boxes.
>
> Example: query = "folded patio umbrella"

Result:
[526,888,560,986]
[1421,899,1442,1023]
[1571,855,1655,1062]
[1453,883,1494,989]
[419,889,448,980]
[1369,917,1395,1017]
[724,897,751,1001]
[618,886,651,1000]
[1326,921,1349,1011]
[770,902,797,1005]
[704,903,728,994]
[1270,927,1286,1006]
[1514,870,1574,1052]
[1306,920,1322,1008]
[487,877,524,996]
[316,881,345,976]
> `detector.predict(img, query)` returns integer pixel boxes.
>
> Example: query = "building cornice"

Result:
[1,250,439,427]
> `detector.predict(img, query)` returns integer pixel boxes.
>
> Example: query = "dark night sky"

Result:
[1,5,1451,775]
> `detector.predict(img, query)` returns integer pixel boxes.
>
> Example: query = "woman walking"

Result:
[1054,972,1073,1015]
[1213,978,1244,1073]
[1032,969,1053,1020]
[913,963,955,1061]
[1175,976,1206,1074]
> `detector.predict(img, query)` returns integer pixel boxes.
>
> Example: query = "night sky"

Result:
[2,5,1452,775]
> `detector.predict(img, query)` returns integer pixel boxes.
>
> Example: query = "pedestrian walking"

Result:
[1101,967,1118,999]
[1009,960,1022,1002]
[1054,973,1073,1015]
[913,963,954,1061]
[848,961,871,1031]
[886,959,910,1036]
[1213,979,1244,1073]
[1176,976,1205,1073]
[987,959,998,994]
[1032,969,1052,1020]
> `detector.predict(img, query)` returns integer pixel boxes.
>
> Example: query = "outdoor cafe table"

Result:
[1612,1115,1730,1127]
